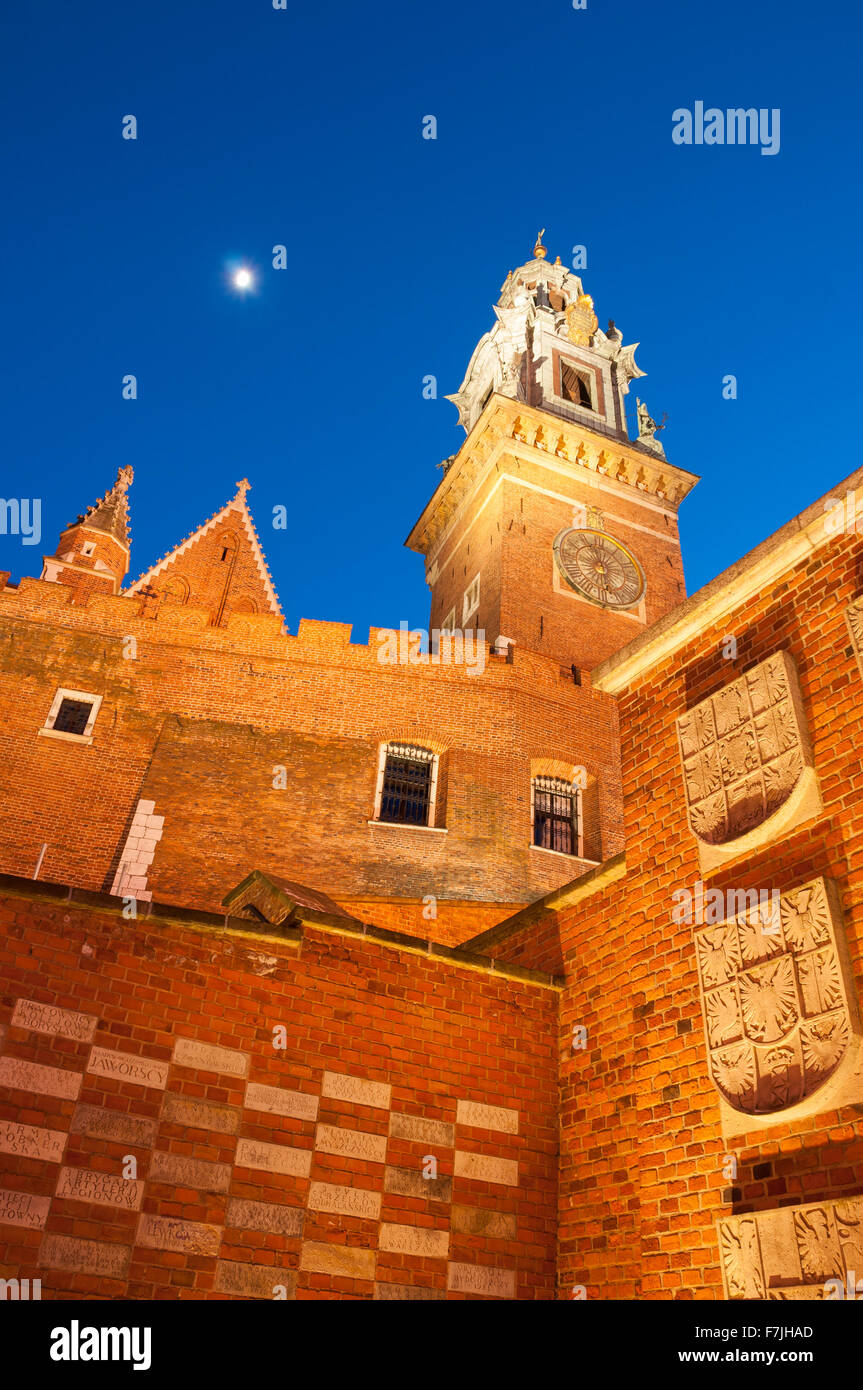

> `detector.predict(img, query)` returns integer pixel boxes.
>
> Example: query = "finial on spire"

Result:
[116,465,134,492]
[235,478,251,498]
[533,229,548,260]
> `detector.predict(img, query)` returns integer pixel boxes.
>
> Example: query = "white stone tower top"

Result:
[447,232,664,456]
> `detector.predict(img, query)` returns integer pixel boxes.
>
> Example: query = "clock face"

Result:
[553,527,646,609]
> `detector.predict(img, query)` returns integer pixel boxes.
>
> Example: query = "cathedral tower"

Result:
[41,465,133,601]
[406,234,699,672]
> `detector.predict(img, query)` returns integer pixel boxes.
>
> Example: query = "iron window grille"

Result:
[52,698,95,737]
[533,776,579,856]
[379,744,435,826]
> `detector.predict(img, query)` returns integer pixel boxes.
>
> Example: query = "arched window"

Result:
[374,743,439,827]
[532,775,581,857]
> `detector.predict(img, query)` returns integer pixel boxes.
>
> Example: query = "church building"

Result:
[0,236,860,1300]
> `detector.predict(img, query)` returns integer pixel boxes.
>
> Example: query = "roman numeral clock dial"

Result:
[553,526,646,609]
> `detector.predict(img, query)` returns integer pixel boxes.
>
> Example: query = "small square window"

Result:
[53,698,94,736]
[41,687,103,742]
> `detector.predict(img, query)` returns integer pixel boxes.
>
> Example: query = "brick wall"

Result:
[0,878,559,1300]
[427,444,687,673]
[553,519,863,1298]
[0,584,622,937]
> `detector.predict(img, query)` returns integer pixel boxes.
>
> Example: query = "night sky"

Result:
[1,0,859,637]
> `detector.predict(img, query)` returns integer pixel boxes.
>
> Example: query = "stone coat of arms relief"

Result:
[719,1197,863,1300]
[694,876,863,1138]
[675,651,822,873]
[846,597,863,680]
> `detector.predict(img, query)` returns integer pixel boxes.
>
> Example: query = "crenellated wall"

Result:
[0,578,621,943]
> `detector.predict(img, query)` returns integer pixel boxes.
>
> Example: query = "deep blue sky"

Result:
[1,0,860,637]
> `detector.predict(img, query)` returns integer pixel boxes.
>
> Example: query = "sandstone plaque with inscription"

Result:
[235,1137,312,1177]
[161,1092,240,1135]
[0,1187,50,1230]
[374,1281,446,1300]
[214,1260,297,1299]
[389,1112,454,1148]
[225,1197,304,1236]
[451,1205,516,1240]
[148,1151,232,1193]
[0,1119,66,1163]
[322,1071,391,1110]
[299,1240,375,1281]
[87,1047,168,1090]
[307,1181,381,1220]
[244,1082,318,1121]
[135,1213,222,1257]
[40,1232,131,1280]
[384,1165,452,1203]
[172,1037,249,1078]
[456,1099,518,1134]
[11,998,97,1043]
[447,1261,516,1298]
[56,1166,143,1210]
[0,1056,81,1101]
[314,1124,387,1165]
[379,1223,449,1259]
[71,1104,158,1148]
[453,1151,518,1187]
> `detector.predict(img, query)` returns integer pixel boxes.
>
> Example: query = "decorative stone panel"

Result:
[676,651,822,871]
[694,876,863,1137]
[718,1196,863,1300]
[846,597,863,680]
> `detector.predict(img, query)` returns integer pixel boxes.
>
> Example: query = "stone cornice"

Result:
[404,396,699,564]
[592,467,863,695]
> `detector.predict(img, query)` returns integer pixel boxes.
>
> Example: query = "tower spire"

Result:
[41,465,134,600]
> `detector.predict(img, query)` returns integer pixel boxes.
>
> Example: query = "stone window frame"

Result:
[462,573,480,625]
[440,605,456,632]
[529,773,584,859]
[552,348,605,418]
[39,687,103,745]
[370,742,443,832]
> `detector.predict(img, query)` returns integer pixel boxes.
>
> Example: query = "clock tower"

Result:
[406,234,699,672]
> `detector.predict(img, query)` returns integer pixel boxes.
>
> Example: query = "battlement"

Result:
[0,576,592,693]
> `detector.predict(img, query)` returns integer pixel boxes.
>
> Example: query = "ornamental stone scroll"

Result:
[846,596,863,680]
[675,651,822,873]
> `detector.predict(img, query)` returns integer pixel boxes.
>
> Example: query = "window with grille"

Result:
[53,699,94,737]
[41,687,103,741]
[532,776,579,855]
[560,361,593,410]
[379,744,435,826]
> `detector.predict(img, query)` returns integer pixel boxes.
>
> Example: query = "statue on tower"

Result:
[635,398,668,457]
